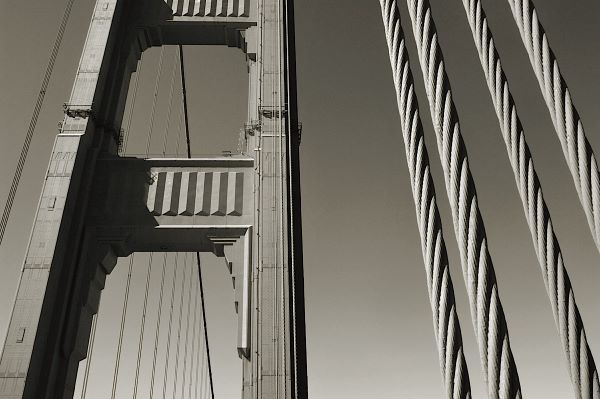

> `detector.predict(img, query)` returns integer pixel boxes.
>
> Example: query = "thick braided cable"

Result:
[405,1,522,397]
[380,2,472,397]
[506,0,600,253]
[461,1,600,397]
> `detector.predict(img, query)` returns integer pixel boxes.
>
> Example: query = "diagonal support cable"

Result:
[506,0,600,255]
[404,0,523,396]
[379,1,472,397]
[460,1,600,397]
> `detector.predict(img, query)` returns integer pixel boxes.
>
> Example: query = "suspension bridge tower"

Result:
[0,0,307,398]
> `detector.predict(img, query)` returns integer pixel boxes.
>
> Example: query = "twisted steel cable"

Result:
[506,0,600,254]
[460,1,600,397]
[380,1,472,397]
[405,0,522,397]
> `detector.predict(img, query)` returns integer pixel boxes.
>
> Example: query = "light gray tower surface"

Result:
[0,0,307,398]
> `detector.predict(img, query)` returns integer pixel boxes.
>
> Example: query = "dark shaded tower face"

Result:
[0,1,306,398]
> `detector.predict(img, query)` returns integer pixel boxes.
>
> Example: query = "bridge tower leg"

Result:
[0,1,307,398]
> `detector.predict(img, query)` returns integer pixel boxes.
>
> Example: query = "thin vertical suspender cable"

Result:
[149,253,169,399]
[161,71,185,398]
[0,0,75,245]
[132,45,169,397]
[132,253,154,398]
[179,44,215,399]
[162,253,180,399]
[121,56,144,155]
[505,0,600,254]
[148,49,179,398]
[379,1,472,397]
[194,296,203,399]
[181,255,194,395]
[122,54,144,152]
[113,48,165,398]
[110,257,135,399]
[197,289,207,399]
[79,314,98,399]
[146,47,166,155]
[172,253,189,397]
[175,103,184,156]
[108,53,141,399]
[405,0,522,397]
[196,252,215,399]
[162,51,179,156]
[459,1,600,397]
[188,269,199,399]
[199,327,206,399]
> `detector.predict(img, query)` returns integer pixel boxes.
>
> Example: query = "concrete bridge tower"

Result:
[0,1,307,398]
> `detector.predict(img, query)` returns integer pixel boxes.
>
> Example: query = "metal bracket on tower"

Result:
[63,103,94,119]
[244,120,261,136]
[259,106,287,119]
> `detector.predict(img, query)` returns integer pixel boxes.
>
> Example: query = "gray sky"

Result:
[1,0,600,397]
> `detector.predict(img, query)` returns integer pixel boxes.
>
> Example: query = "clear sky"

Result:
[1,0,600,398]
